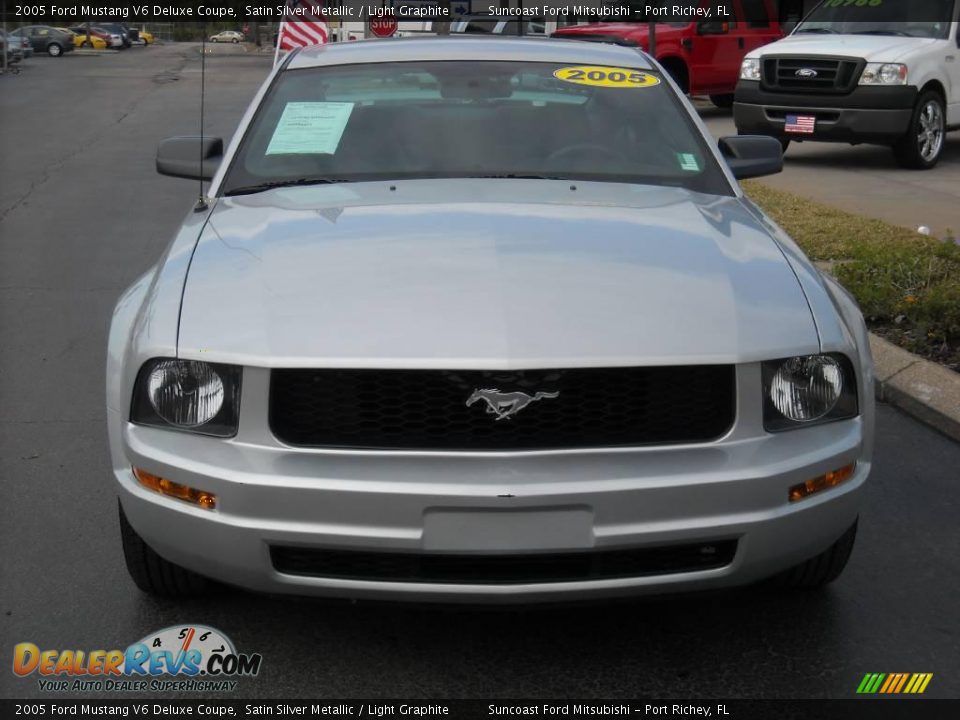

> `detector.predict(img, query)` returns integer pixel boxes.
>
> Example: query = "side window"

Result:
[739,0,770,28]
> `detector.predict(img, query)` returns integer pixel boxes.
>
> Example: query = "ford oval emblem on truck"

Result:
[796,68,819,78]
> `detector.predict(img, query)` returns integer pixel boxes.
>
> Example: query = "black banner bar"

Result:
[2,700,960,720]
[3,1,958,24]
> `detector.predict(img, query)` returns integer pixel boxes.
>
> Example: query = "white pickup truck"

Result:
[734,0,960,169]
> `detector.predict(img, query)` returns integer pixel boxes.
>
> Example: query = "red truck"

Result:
[553,1,784,108]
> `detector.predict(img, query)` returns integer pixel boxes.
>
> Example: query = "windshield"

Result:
[222,60,730,196]
[796,0,955,38]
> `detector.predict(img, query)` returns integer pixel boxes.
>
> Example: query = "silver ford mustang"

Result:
[107,38,874,602]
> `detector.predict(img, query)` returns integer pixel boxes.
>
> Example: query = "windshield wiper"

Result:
[852,29,913,37]
[795,28,836,34]
[224,177,349,197]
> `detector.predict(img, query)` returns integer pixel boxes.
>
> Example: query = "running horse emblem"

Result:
[466,388,560,421]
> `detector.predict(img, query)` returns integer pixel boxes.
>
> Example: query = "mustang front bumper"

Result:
[110,365,869,603]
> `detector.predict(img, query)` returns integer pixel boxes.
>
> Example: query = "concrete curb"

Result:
[869,334,960,443]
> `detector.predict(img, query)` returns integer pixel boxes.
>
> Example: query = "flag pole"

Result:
[273,19,285,67]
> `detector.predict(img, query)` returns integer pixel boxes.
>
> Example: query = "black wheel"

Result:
[232,38,239,44]
[773,520,858,589]
[47,43,62,57]
[660,59,690,95]
[893,90,946,170]
[119,501,209,598]
[710,94,735,109]
[81,40,91,48]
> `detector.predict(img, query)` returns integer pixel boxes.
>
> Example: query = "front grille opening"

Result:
[269,366,736,451]
[762,56,864,95]
[270,541,738,584]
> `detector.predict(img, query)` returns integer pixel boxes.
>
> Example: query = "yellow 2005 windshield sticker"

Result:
[553,66,661,89]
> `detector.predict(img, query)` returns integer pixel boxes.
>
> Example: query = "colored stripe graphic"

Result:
[857,673,933,694]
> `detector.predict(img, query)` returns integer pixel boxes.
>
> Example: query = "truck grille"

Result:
[269,366,735,450]
[270,540,738,584]
[762,56,864,94]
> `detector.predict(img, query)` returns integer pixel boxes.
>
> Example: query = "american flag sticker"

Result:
[785,114,816,134]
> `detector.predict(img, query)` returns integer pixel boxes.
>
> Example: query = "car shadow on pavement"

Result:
[132,584,852,697]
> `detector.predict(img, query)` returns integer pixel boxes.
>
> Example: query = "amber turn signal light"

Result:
[132,467,217,510]
[789,464,856,503]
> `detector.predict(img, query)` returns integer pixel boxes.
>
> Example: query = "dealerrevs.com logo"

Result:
[12,625,261,693]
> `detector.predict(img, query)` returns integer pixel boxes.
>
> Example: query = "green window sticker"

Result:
[677,153,700,172]
[266,102,355,156]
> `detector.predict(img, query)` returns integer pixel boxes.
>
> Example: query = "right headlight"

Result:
[859,63,908,86]
[740,57,761,81]
[131,358,241,437]
[762,354,859,432]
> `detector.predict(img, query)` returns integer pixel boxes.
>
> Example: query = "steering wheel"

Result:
[545,143,621,165]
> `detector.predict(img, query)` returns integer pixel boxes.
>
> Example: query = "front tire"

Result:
[119,501,209,598]
[232,38,239,44]
[773,520,858,589]
[47,43,62,57]
[893,91,946,169]
[710,94,735,109]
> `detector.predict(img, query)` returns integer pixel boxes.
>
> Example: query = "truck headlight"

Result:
[131,359,241,436]
[859,63,908,86]
[740,57,761,81]
[762,354,858,431]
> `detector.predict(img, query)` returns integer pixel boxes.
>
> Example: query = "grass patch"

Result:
[743,181,960,371]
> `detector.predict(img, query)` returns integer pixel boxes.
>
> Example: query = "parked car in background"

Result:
[137,29,154,45]
[209,30,244,43]
[1,32,25,68]
[734,0,960,169]
[96,23,133,48]
[10,26,74,57]
[552,0,783,107]
[67,25,118,48]
[66,30,108,50]
[1,29,32,60]
[451,15,547,36]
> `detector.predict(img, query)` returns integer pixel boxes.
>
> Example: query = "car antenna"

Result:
[194,24,209,213]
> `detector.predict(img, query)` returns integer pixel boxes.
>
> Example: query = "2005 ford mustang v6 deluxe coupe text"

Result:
[107,38,874,602]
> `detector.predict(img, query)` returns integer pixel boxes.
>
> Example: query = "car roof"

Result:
[287,37,652,71]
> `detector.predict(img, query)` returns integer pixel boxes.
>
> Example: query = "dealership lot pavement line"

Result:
[869,334,960,444]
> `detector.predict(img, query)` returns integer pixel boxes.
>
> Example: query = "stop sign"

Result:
[370,17,398,38]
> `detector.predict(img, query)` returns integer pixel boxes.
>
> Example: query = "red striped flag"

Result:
[278,0,329,51]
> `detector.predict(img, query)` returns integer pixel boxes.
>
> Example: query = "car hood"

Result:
[750,33,939,62]
[176,180,819,368]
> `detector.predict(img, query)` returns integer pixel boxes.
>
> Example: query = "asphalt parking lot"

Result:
[700,106,960,238]
[1,43,959,701]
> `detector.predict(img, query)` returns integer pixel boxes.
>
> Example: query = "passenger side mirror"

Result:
[156,136,224,181]
[697,21,730,35]
[718,136,783,180]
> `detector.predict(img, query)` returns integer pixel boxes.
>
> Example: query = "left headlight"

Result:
[859,63,908,86]
[762,354,858,432]
[740,57,761,81]
[131,359,241,437]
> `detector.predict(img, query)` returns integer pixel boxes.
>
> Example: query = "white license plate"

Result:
[422,508,594,551]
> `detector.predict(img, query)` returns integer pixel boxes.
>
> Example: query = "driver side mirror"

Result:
[697,21,730,35]
[718,136,783,180]
[156,136,223,181]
